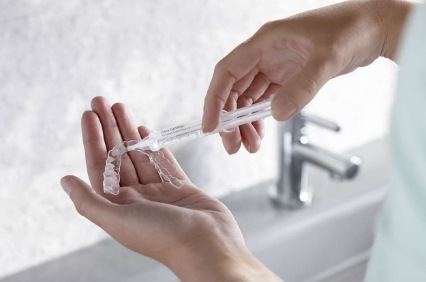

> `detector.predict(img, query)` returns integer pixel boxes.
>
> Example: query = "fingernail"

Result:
[201,112,212,133]
[61,177,72,195]
[202,125,212,133]
[220,127,236,134]
[258,126,265,139]
[201,120,213,133]
[273,95,298,120]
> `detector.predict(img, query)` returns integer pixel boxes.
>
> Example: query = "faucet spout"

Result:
[292,142,361,179]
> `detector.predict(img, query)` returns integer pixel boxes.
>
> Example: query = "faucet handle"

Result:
[301,113,341,132]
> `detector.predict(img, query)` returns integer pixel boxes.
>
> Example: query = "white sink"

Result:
[223,138,389,282]
[1,138,389,282]
[224,181,387,282]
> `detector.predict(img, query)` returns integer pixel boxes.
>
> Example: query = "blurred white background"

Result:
[0,0,396,278]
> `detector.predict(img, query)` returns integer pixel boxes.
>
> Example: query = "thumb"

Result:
[61,175,120,231]
[271,59,332,121]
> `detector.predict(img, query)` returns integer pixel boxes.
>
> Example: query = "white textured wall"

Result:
[0,0,396,278]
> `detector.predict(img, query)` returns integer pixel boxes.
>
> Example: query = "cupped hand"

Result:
[202,0,390,154]
[61,97,249,280]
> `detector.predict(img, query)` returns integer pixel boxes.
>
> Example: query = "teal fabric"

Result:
[365,3,426,281]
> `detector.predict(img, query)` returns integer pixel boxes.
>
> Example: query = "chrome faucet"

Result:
[270,113,361,209]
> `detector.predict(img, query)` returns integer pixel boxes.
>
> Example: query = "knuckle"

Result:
[329,43,344,64]
[305,78,319,99]
[213,59,237,83]
[298,71,319,100]
[229,90,240,101]
[214,59,226,73]
[238,38,253,49]
[224,91,239,111]
[237,96,253,108]
[208,92,227,106]
[257,72,270,84]
[75,200,88,217]
[258,20,278,33]
[87,159,106,171]
[317,40,344,71]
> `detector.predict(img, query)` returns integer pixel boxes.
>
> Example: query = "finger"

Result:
[220,91,242,154]
[202,41,260,133]
[252,119,265,139]
[237,83,278,150]
[236,83,278,150]
[258,83,281,102]
[138,126,190,183]
[272,58,332,121]
[81,111,108,194]
[220,126,242,154]
[234,73,269,154]
[138,125,150,139]
[239,123,262,153]
[82,111,127,203]
[61,175,122,234]
[91,96,139,186]
[235,83,281,153]
[231,68,258,97]
[111,103,161,184]
[133,182,198,204]
[237,72,270,107]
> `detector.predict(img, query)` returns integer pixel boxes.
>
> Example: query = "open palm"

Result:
[62,96,245,271]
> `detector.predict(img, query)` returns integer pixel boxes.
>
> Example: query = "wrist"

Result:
[370,0,414,60]
[166,235,281,282]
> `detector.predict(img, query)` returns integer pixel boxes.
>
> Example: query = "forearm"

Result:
[372,0,415,60]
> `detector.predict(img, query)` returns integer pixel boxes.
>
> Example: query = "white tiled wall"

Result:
[0,0,396,278]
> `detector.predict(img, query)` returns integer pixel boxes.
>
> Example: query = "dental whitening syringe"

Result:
[127,99,272,152]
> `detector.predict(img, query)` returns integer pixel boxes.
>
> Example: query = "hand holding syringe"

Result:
[127,99,272,152]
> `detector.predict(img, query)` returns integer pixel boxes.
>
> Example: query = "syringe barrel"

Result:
[150,99,272,150]
[150,120,206,150]
[221,108,271,130]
